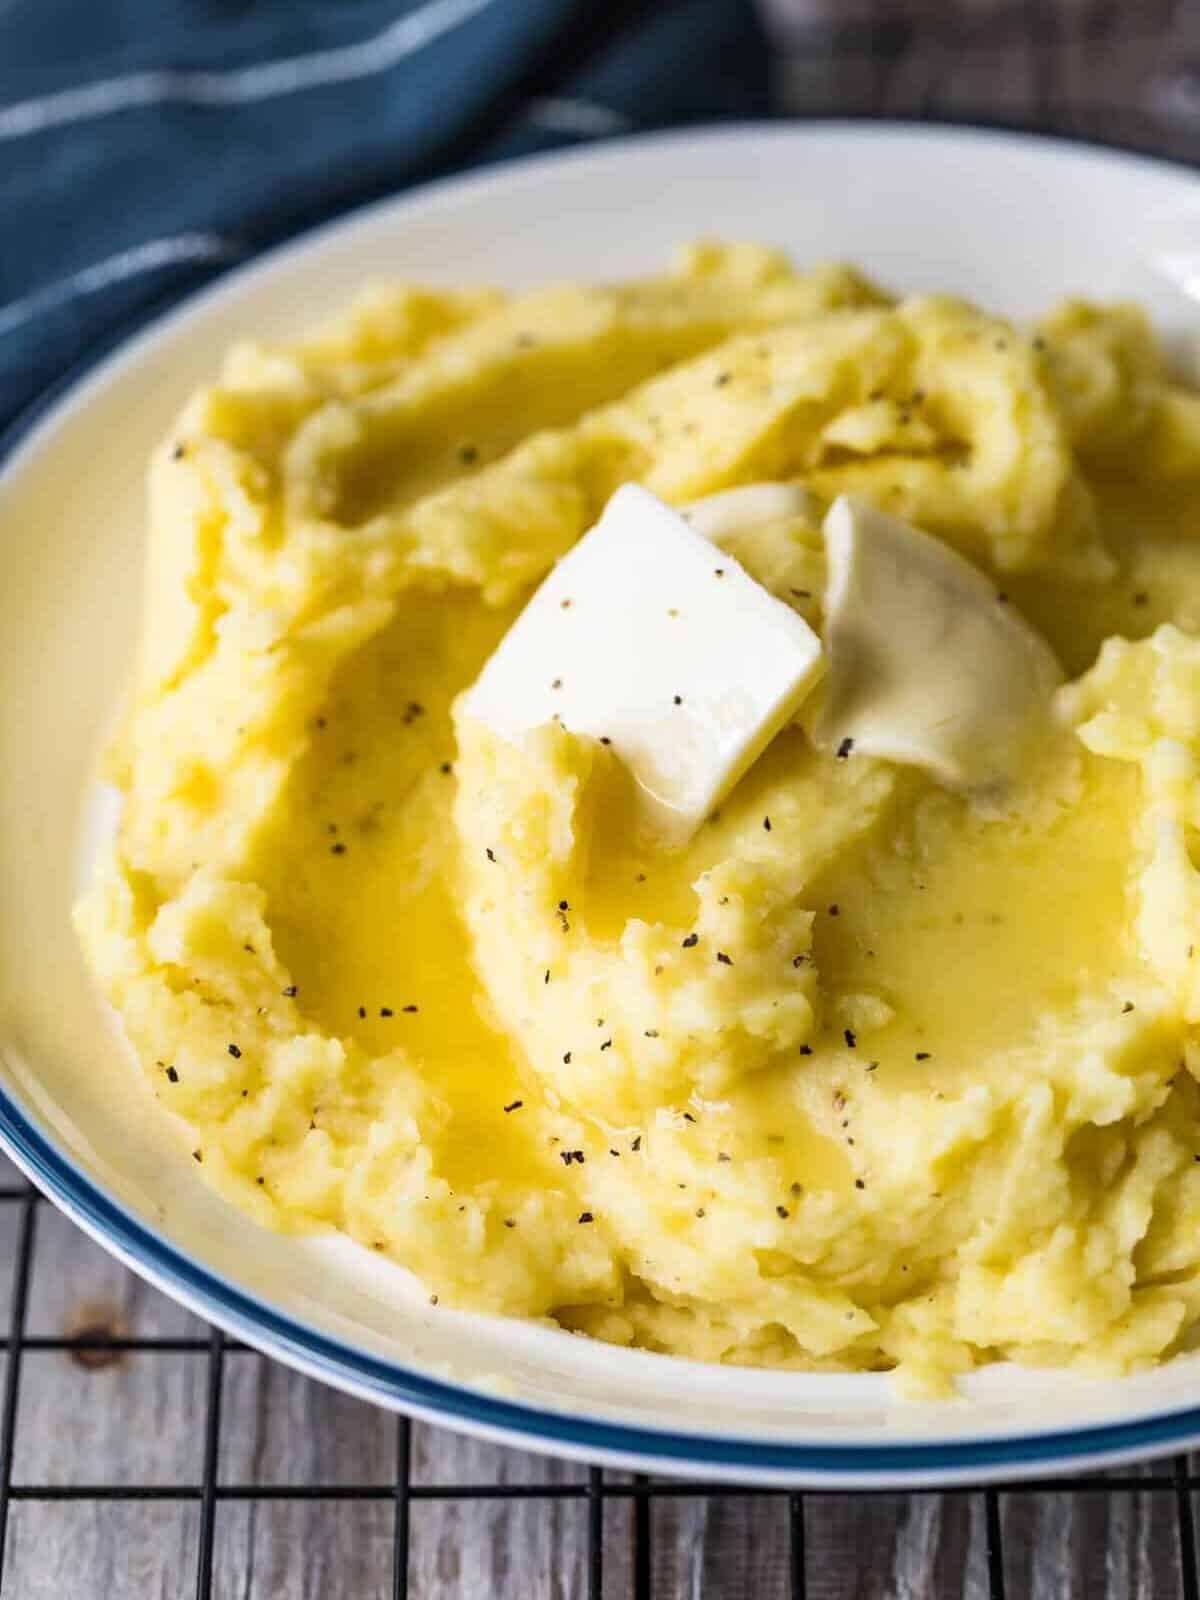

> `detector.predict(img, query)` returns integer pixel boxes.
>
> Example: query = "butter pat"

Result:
[462,484,824,833]
[681,481,813,541]
[818,495,1063,791]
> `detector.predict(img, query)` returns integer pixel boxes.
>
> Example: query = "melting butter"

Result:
[680,481,814,541]
[461,484,824,836]
[817,495,1063,792]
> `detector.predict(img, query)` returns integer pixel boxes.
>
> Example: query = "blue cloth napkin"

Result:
[0,0,768,435]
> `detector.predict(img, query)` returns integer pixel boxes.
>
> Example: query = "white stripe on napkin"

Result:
[0,0,494,142]
[0,234,246,340]
[526,96,633,137]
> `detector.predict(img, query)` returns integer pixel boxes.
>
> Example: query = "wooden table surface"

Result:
[10,3,1200,1596]
[1,1150,1193,1599]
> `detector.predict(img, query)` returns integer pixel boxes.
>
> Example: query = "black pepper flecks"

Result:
[844,1029,857,1049]
[358,1006,367,1020]
[828,904,840,917]
[503,1100,523,1114]
[560,1150,585,1166]
[631,1135,642,1152]
[673,694,683,706]
[799,1044,813,1056]
[836,737,854,760]
[331,841,347,855]
[486,847,496,862]
[716,952,733,966]
[578,1212,594,1224]
[228,1043,242,1059]
[380,1008,393,1018]
[599,1038,613,1051]
[681,933,699,949]
[282,985,297,998]
[776,1205,789,1219]
[763,816,772,832]
[166,1066,179,1083]
[915,1051,931,1061]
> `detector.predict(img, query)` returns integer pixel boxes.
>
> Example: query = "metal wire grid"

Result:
[7,5,1200,1596]
[0,1183,1198,1598]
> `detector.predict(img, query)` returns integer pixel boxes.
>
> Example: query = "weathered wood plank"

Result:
[213,1502,395,1600]
[407,1493,588,1600]
[217,1351,395,1487]
[802,1491,985,1600]
[1,1503,201,1600]
[646,1494,792,1599]
[24,1202,205,1341]
[997,1479,1188,1600]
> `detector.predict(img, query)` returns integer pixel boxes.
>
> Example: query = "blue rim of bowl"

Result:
[6,117,1200,1481]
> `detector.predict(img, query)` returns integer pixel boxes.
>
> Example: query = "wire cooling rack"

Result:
[0,1144,1198,1589]
[9,5,1200,1597]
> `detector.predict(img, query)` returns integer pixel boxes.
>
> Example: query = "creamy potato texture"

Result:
[77,242,1200,1392]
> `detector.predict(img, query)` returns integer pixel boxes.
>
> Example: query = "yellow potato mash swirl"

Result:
[77,242,1200,1393]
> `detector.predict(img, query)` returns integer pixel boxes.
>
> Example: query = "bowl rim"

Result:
[6,115,1200,1485]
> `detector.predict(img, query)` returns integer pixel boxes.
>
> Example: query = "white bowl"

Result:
[5,122,1200,1487]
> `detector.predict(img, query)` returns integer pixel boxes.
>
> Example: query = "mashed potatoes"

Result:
[77,241,1200,1393]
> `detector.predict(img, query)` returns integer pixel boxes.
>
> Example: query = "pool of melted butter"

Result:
[254,576,1142,1207]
